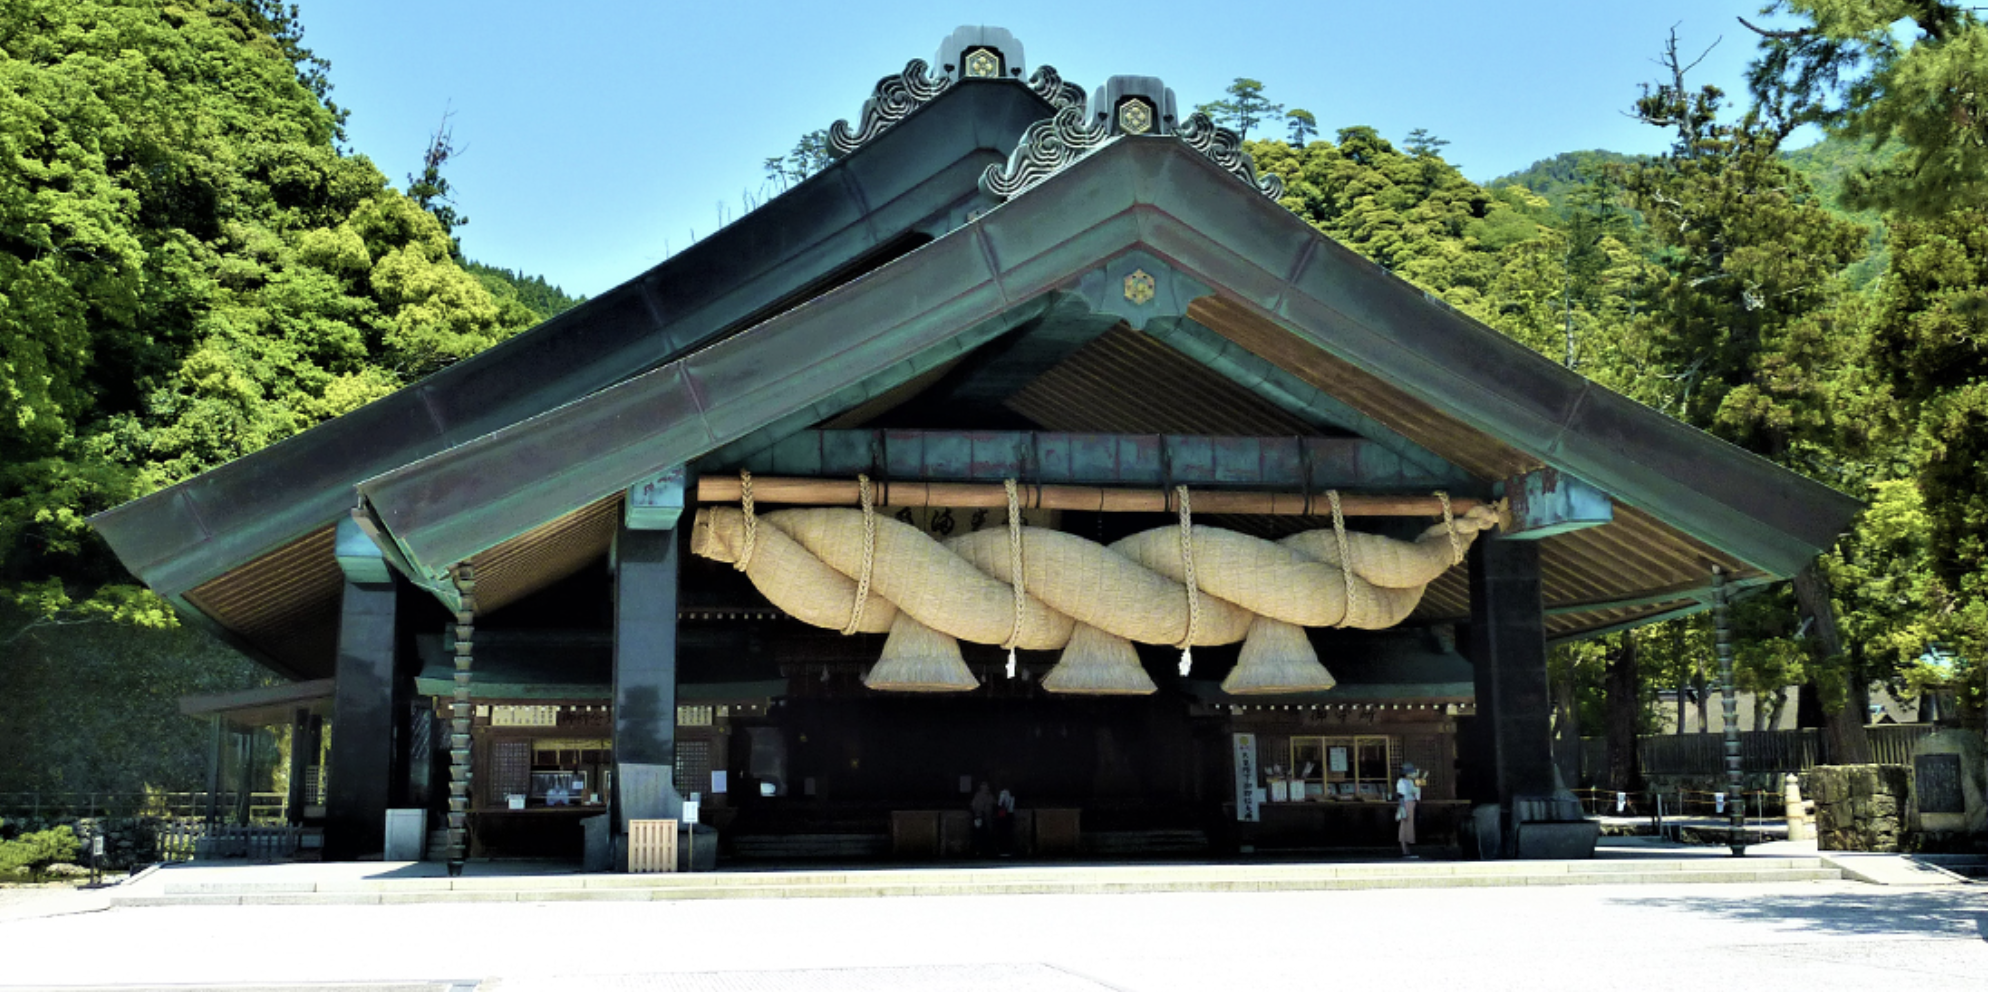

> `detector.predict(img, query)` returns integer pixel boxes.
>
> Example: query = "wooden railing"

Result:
[0,791,288,824]
[1580,724,1937,779]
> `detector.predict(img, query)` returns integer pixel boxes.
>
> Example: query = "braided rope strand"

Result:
[1329,490,1356,626]
[1436,490,1463,566]
[1176,485,1200,676]
[842,474,878,636]
[734,470,758,573]
[1004,479,1026,678]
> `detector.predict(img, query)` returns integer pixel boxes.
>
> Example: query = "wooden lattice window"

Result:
[489,740,531,803]
[675,740,712,800]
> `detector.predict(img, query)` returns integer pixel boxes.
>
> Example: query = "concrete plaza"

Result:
[0,855,1982,992]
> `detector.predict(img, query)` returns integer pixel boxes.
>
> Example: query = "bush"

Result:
[0,825,81,882]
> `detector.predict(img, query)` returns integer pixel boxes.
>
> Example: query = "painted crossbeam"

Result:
[695,476,1482,518]
[705,430,1478,493]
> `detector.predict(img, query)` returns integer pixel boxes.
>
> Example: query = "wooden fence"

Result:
[1581,724,1936,780]
[0,791,287,824]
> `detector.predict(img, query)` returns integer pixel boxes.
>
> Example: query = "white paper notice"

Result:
[1329,747,1349,774]
[710,770,727,794]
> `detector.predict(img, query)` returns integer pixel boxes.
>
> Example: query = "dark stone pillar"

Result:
[1466,539,1555,806]
[612,525,682,845]
[1464,539,1596,857]
[325,577,400,860]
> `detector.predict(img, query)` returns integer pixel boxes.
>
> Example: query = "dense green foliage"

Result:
[0,823,78,880]
[0,0,566,791]
[1234,16,1986,742]
[1745,0,1986,217]
[0,0,546,632]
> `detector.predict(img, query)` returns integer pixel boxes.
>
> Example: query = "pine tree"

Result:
[1195,78,1284,138]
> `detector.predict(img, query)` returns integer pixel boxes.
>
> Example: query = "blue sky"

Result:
[299,1,1814,299]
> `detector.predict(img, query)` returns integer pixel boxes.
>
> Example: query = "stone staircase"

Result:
[110,855,1844,907]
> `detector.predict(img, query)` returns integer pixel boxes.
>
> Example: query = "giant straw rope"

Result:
[690,474,1501,693]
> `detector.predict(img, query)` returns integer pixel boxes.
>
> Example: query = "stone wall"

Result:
[0,816,178,870]
[1805,764,1911,852]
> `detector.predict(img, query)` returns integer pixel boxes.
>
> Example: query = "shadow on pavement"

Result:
[1611,890,1989,941]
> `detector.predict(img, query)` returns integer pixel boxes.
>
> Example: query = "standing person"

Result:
[994,785,1017,857]
[970,781,995,857]
[1396,762,1421,858]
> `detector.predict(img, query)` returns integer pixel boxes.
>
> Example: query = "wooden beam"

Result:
[696,476,1487,517]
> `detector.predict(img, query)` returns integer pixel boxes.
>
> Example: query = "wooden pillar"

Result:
[205,716,223,826]
[235,731,254,826]
[324,576,401,859]
[612,523,682,851]
[286,708,309,825]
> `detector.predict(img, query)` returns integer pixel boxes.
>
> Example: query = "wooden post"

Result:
[205,716,223,826]
[446,565,477,877]
[1712,566,1746,856]
[695,476,1485,518]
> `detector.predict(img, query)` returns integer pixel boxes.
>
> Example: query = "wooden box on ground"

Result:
[1035,808,1080,855]
[630,818,679,873]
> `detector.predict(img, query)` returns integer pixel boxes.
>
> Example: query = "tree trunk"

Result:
[1695,664,1711,733]
[1553,652,1582,787]
[1603,632,1644,793]
[1792,561,1872,764]
[1675,677,1686,734]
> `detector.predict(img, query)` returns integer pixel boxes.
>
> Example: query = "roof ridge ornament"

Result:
[979,104,1116,199]
[1027,65,1087,111]
[1176,112,1286,200]
[978,106,1287,203]
[828,59,952,158]
[828,27,1083,160]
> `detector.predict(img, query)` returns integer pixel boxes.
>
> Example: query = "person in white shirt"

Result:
[1396,762,1422,858]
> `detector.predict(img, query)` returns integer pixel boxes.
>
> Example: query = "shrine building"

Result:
[91,28,1861,867]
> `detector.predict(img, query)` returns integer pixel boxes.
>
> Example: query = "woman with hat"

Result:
[1395,762,1422,858]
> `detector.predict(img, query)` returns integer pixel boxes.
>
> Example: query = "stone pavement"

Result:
[66,836,1891,909]
[0,873,1982,991]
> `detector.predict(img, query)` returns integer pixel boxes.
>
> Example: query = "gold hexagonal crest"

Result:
[964,48,1001,79]
[1123,268,1156,305]
[1118,100,1154,135]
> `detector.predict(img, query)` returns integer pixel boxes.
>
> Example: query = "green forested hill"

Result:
[465,261,585,323]
[0,0,580,791]
[1485,150,1643,218]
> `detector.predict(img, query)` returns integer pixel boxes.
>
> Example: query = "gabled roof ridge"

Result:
[351,138,1858,585]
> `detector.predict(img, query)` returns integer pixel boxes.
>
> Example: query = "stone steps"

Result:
[109,857,1843,907]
